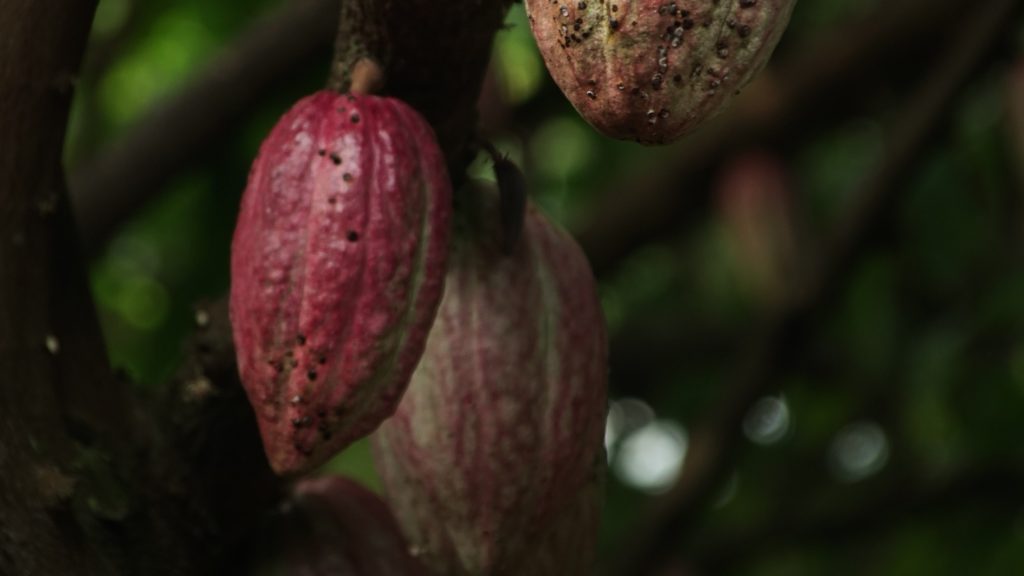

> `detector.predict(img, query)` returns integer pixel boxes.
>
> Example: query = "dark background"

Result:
[63,0,1024,573]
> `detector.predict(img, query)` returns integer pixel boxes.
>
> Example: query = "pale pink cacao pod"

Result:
[525,0,797,144]
[230,90,452,476]
[371,186,608,575]
[248,475,424,575]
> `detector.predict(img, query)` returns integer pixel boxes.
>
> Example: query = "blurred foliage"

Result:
[67,0,1024,573]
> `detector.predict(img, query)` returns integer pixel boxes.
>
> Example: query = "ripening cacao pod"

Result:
[525,0,797,144]
[371,185,608,575]
[247,475,424,575]
[230,90,452,476]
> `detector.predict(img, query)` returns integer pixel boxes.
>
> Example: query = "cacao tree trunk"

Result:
[0,1,134,573]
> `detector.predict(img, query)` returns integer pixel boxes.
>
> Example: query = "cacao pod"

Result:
[230,90,452,476]
[248,475,424,575]
[371,185,608,575]
[525,0,797,144]
[520,460,604,575]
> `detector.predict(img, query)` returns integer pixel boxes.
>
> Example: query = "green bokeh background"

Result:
[66,1,1024,573]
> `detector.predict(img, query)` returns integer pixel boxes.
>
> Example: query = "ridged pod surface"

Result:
[230,91,451,476]
[248,476,424,575]
[519,464,604,575]
[372,186,608,575]
[525,0,797,144]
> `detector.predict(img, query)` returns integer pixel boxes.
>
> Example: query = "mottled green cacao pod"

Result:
[526,0,797,144]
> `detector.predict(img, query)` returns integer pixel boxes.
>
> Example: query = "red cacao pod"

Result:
[371,186,608,575]
[525,0,796,144]
[230,90,452,476]
[248,475,424,575]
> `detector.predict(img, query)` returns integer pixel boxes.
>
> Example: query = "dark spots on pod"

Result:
[317,149,326,157]
[347,230,359,242]
[282,350,298,371]
[350,113,360,124]
[328,196,337,205]
[296,334,306,346]
[343,173,354,182]
[292,416,312,428]
[307,369,318,381]
[329,152,342,165]
[317,354,327,365]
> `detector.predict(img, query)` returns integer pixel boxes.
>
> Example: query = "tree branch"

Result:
[612,1,1021,573]
[71,0,339,253]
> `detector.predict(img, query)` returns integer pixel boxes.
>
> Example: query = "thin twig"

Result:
[612,1,1021,574]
